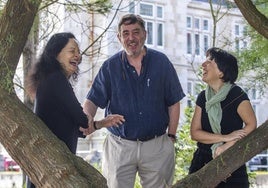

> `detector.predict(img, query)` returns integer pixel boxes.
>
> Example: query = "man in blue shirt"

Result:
[83,14,185,188]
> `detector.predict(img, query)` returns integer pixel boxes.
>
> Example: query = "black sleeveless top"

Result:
[189,85,250,188]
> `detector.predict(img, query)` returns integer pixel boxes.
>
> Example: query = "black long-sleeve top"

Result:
[34,70,88,153]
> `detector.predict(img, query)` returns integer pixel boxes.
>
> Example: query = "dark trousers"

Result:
[26,176,35,188]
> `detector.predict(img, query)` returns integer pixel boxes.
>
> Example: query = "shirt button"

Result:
[139,112,142,115]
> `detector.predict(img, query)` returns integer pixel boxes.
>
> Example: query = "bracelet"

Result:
[93,121,99,130]
[168,133,177,140]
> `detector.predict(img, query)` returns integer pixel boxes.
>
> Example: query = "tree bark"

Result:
[0,0,107,187]
[0,88,107,187]
[0,0,39,87]
[172,120,268,188]
[234,0,268,39]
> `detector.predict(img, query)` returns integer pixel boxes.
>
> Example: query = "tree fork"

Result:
[0,86,108,187]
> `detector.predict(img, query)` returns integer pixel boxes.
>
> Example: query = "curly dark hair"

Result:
[117,14,145,33]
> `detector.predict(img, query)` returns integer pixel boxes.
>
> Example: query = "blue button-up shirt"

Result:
[87,47,185,140]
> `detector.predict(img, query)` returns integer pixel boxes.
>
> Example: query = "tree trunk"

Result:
[0,88,107,187]
[0,0,39,89]
[234,0,268,39]
[172,120,268,188]
[0,0,107,187]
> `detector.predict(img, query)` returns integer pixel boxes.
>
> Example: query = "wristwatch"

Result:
[168,133,177,140]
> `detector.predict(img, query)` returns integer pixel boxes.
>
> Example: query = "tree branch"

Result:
[234,0,268,39]
[172,120,268,188]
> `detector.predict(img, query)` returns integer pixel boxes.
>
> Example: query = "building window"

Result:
[203,19,209,31]
[187,82,193,107]
[157,6,163,18]
[243,25,248,36]
[243,41,247,48]
[140,3,153,17]
[235,39,240,51]
[129,2,135,13]
[252,88,257,99]
[235,24,239,36]
[187,15,211,56]
[187,99,192,107]
[187,33,192,54]
[187,16,192,28]
[248,88,257,100]
[130,2,164,47]
[146,22,153,45]
[252,104,256,112]
[194,18,200,29]
[187,82,193,94]
[245,88,258,100]
[195,34,200,55]
[157,23,163,46]
[204,35,209,54]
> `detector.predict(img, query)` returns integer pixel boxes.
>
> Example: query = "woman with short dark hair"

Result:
[189,47,257,187]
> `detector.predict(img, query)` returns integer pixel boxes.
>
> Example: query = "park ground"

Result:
[0,171,268,188]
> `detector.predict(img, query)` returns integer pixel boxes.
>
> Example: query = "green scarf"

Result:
[205,82,232,157]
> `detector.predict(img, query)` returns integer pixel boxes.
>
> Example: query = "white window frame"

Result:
[187,33,192,54]
[203,34,209,55]
[156,5,164,19]
[243,41,247,49]
[187,16,192,29]
[156,22,164,47]
[146,21,154,45]
[235,24,240,36]
[194,34,200,56]
[140,3,154,18]
[194,17,200,30]
[187,81,193,95]
[134,2,164,48]
[235,39,240,51]
[203,19,209,31]
[129,1,135,14]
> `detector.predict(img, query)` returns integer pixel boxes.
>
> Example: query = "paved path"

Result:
[0,172,22,188]
[252,174,268,188]
[0,172,268,187]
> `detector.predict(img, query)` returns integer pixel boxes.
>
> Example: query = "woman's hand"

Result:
[214,144,229,158]
[79,126,94,136]
[213,129,246,158]
[223,129,246,142]
[213,128,251,158]
[213,142,232,158]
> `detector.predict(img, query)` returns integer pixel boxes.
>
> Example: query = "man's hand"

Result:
[99,114,125,128]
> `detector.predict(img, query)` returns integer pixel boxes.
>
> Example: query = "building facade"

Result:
[4,0,267,163]
[68,0,267,157]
